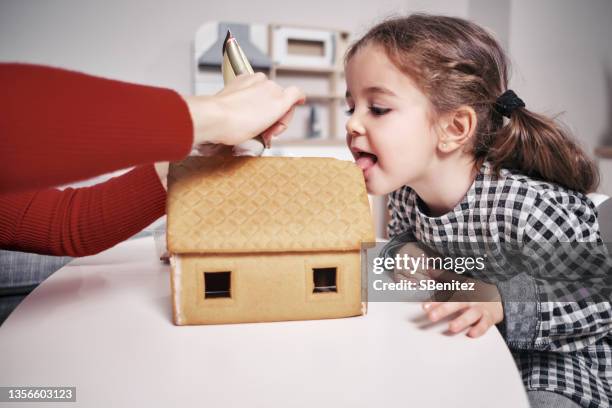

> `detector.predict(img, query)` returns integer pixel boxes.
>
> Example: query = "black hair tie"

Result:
[494,89,525,118]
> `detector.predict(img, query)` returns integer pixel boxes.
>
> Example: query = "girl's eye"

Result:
[370,106,391,116]
[345,107,391,116]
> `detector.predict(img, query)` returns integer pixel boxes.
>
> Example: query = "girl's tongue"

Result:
[355,152,378,171]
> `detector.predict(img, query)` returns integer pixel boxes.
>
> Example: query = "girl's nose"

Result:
[345,113,365,137]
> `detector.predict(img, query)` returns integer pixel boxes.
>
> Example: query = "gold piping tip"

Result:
[222,30,233,56]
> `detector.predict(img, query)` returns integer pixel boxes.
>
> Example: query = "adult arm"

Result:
[0,63,193,193]
[0,165,166,256]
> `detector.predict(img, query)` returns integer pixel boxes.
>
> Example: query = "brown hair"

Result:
[345,14,599,194]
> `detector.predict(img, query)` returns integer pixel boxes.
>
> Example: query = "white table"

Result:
[0,237,529,407]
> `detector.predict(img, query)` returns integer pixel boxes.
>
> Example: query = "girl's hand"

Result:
[183,73,305,149]
[395,273,505,337]
[388,242,504,338]
[422,299,504,338]
[422,267,504,338]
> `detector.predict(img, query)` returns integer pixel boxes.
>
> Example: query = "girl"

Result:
[344,14,610,408]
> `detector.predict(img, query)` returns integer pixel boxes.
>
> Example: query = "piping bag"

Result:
[221,30,266,157]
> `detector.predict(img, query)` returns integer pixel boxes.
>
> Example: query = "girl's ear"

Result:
[438,106,477,153]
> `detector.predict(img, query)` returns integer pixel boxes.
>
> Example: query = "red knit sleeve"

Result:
[0,165,166,256]
[0,63,193,193]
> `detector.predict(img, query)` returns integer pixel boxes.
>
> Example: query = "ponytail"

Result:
[483,106,599,194]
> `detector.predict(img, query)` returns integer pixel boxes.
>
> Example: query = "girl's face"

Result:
[345,44,438,195]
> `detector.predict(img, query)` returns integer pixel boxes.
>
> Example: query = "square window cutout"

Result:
[204,271,231,298]
[313,267,337,293]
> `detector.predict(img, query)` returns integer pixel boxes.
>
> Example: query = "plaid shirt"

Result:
[387,161,611,408]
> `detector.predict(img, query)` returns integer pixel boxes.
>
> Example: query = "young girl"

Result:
[344,14,610,408]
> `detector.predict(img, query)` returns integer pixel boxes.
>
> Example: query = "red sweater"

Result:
[0,63,193,256]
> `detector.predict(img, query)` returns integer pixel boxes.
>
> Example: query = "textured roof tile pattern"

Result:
[167,156,374,253]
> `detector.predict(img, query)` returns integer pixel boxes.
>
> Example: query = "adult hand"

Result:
[183,73,305,150]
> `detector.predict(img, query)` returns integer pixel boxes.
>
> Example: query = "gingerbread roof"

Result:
[166,156,374,254]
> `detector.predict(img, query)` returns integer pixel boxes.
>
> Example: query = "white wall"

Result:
[508,0,612,195]
[0,0,467,94]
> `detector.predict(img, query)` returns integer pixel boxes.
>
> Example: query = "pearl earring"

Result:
[442,143,447,149]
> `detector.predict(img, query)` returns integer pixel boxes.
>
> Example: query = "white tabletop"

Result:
[0,237,529,407]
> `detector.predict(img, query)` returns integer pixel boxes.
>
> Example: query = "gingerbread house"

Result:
[166,156,374,325]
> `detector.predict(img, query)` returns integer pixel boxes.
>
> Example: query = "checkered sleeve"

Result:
[382,189,418,260]
[497,193,612,352]
[387,187,415,239]
[387,192,403,238]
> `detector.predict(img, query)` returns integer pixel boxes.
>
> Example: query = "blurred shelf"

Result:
[305,94,345,103]
[270,22,350,38]
[274,65,342,75]
[273,138,346,147]
[595,146,612,158]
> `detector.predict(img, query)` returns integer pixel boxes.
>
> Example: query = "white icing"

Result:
[232,139,265,157]
[170,255,183,325]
